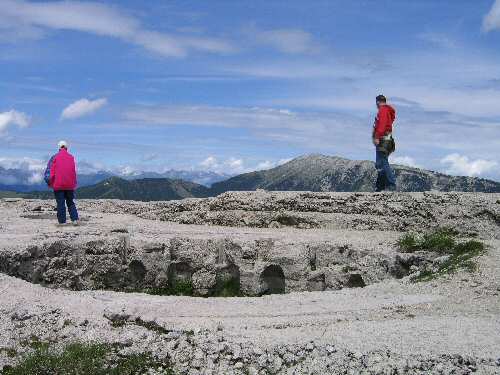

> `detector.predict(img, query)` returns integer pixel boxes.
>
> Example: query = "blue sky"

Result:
[1,0,500,180]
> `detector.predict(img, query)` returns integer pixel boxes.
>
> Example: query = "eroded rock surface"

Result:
[0,192,499,374]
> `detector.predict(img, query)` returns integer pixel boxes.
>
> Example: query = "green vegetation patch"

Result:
[398,227,458,254]
[144,279,194,297]
[133,318,171,335]
[19,335,51,351]
[0,348,17,358]
[0,342,173,375]
[213,277,242,297]
[397,228,487,282]
[143,278,242,298]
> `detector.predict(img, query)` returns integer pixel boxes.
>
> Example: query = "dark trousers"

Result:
[375,150,396,191]
[54,190,79,223]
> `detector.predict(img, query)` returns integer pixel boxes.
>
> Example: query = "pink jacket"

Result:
[49,149,77,191]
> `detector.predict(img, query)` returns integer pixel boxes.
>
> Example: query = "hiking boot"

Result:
[71,220,80,226]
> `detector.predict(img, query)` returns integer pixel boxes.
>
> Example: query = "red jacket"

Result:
[373,104,396,140]
[49,149,77,191]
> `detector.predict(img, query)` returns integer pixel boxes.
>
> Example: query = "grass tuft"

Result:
[397,228,487,282]
[0,348,17,358]
[397,233,419,253]
[0,342,174,375]
[420,228,457,253]
[144,279,194,297]
[133,318,171,335]
[398,227,458,254]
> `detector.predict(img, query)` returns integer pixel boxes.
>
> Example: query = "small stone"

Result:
[353,351,363,360]
[234,362,244,369]
[272,356,283,371]
[306,342,314,351]
[283,352,295,364]
[232,346,242,360]
[268,221,281,229]
[257,354,268,368]
[11,310,34,321]
[253,347,264,356]
[326,345,336,354]
[433,255,451,266]
[194,349,204,360]
[143,242,165,253]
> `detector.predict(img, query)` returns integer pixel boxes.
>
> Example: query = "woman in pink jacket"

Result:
[44,141,79,225]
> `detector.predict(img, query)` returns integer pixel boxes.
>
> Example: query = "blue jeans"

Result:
[375,150,396,191]
[54,190,79,223]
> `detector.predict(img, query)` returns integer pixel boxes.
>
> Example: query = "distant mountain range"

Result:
[27,177,211,201]
[211,154,500,194]
[4,155,500,201]
[121,170,231,186]
[0,167,229,192]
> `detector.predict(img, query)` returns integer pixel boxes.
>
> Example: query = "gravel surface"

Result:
[0,192,499,374]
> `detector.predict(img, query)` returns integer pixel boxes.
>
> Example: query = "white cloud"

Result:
[0,156,44,171]
[255,160,274,170]
[0,0,234,58]
[123,105,354,135]
[141,153,159,162]
[483,0,500,32]
[441,153,498,177]
[227,158,244,171]
[61,98,107,120]
[391,156,421,168]
[198,156,246,174]
[118,165,137,176]
[249,27,321,54]
[198,155,290,175]
[0,157,46,185]
[200,156,218,169]
[0,110,31,134]
[255,158,292,171]
[417,32,456,49]
[225,60,364,80]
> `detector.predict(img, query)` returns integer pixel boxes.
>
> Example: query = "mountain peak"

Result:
[211,154,500,194]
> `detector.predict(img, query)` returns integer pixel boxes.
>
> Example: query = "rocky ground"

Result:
[0,191,499,374]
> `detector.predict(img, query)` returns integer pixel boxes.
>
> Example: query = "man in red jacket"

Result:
[44,141,79,225]
[373,95,397,192]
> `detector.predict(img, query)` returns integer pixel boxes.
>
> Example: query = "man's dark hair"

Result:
[376,95,387,103]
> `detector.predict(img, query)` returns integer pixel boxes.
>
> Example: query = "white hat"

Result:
[58,140,68,149]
